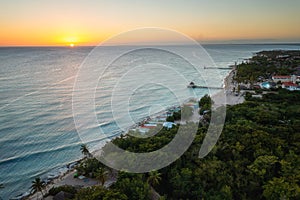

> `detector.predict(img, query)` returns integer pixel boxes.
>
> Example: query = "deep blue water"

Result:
[0,44,300,199]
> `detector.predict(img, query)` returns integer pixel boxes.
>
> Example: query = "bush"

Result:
[173,111,181,120]
[75,158,104,177]
[166,116,175,122]
[245,92,252,101]
[198,94,212,107]
[199,94,213,115]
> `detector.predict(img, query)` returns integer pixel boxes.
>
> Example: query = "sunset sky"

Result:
[1,0,300,46]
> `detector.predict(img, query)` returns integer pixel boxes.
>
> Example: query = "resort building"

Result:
[272,75,291,83]
[282,82,300,91]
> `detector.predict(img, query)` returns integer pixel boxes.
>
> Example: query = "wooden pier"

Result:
[187,85,223,89]
[203,67,232,70]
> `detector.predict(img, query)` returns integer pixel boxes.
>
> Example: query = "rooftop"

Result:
[282,82,298,87]
[272,75,291,79]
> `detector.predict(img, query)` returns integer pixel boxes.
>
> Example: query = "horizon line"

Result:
[1,42,300,48]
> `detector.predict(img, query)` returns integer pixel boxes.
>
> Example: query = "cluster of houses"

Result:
[237,74,300,92]
[256,51,300,63]
[247,51,300,91]
[131,106,181,134]
[131,101,198,134]
[266,75,300,91]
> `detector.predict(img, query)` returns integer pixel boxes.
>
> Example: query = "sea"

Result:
[0,44,300,199]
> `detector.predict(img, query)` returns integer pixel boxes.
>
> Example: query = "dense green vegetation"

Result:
[235,50,300,83]
[236,59,291,83]
[61,89,299,200]
[75,157,104,177]
[198,94,213,115]
[75,186,128,200]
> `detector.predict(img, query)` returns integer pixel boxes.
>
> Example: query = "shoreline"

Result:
[213,66,245,106]
[24,104,186,199]
[24,103,198,200]
[24,105,186,200]
[24,67,240,200]
[23,160,83,200]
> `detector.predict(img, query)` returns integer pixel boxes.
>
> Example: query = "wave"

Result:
[129,105,150,113]
[0,91,39,111]
[98,121,113,128]
[0,75,76,111]
[0,143,81,166]
[54,75,76,85]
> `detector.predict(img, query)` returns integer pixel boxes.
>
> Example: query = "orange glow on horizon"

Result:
[0,0,299,46]
[64,36,79,43]
[0,28,299,46]
[0,25,299,47]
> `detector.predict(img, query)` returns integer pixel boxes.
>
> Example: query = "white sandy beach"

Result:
[212,67,244,107]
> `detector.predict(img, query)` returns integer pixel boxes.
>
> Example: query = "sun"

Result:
[69,43,75,47]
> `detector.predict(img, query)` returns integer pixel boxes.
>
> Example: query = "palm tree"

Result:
[95,167,108,186]
[80,144,91,157]
[30,177,45,200]
[147,171,161,187]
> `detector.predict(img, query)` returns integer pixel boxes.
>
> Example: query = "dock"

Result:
[187,85,223,89]
[204,67,232,70]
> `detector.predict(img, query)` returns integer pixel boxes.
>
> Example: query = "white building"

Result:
[282,82,300,91]
[272,75,291,83]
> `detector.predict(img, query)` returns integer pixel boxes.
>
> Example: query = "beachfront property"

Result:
[272,75,292,83]
[132,106,181,133]
[131,102,199,134]
[163,122,176,129]
[256,79,299,91]
[282,82,300,91]
[272,75,300,83]
[269,74,300,91]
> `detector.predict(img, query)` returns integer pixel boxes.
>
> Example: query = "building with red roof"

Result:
[272,75,291,83]
[282,82,299,91]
